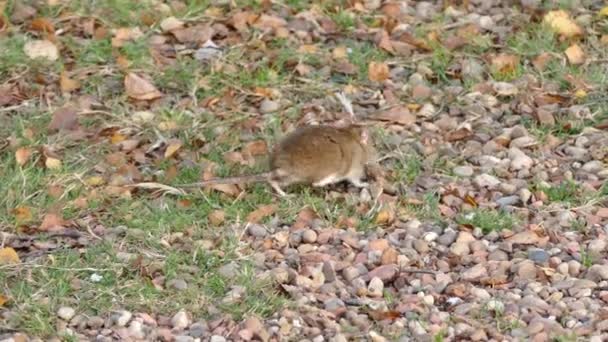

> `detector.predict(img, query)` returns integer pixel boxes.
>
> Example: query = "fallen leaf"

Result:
[110,132,127,144]
[374,106,416,125]
[445,127,473,142]
[243,140,268,156]
[0,248,20,265]
[0,295,7,307]
[15,147,32,166]
[159,16,184,32]
[209,183,241,197]
[60,70,81,93]
[332,46,348,59]
[39,213,66,231]
[164,141,182,158]
[490,54,519,75]
[506,231,542,245]
[48,106,79,132]
[564,44,585,65]
[247,204,277,223]
[30,17,54,33]
[208,210,225,226]
[124,73,162,101]
[24,39,59,61]
[543,10,583,38]
[13,206,33,222]
[597,208,608,218]
[47,184,64,198]
[600,6,608,16]
[375,207,394,225]
[86,176,105,186]
[44,156,61,169]
[333,60,357,74]
[532,52,553,71]
[368,61,389,82]
[111,27,144,47]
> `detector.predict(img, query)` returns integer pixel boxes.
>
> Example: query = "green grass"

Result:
[539,181,580,204]
[456,209,516,233]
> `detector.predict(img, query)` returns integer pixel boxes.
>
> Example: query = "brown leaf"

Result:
[374,106,415,125]
[15,147,32,166]
[252,14,287,31]
[0,247,20,265]
[208,210,225,226]
[395,32,432,51]
[48,106,79,132]
[564,44,585,65]
[445,127,473,142]
[532,52,553,71]
[124,73,162,100]
[332,46,348,59]
[30,17,54,33]
[60,70,81,93]
[111,27,143,47]
[13,206,32,222]
[171,24,213,44]
[24,39,58,61]
[490,53,519,75]
[243,140,268,156]
[231,11,254,32]
[39,213,66,231]
[367,309,401,321]
[209,183,241,197]
[164,140,182,159]
[375,207,394,225]
[45,157,62,170]
[333,60,357,74]
[368,61,389,82]
[377,30,394,53]
[247,204,277,223]
[0,295,7,307]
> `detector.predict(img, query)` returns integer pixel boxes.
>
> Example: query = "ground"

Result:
[1,0,608,341]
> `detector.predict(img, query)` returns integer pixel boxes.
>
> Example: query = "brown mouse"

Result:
[177,124,372,196]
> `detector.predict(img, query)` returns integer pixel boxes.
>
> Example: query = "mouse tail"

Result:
[177,172,273,188]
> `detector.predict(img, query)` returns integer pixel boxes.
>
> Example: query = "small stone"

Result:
[343,267,360,283]
[519,188,532,203]
[582,160,603,173]
[456,231,476,244]
[210,336,226,342]
[411,84,432,100]
[302,229,317,243]
[413,240,429,254]
[167,278,188,291]
[368,239,390,252]
[368,277,384,298]
[451,242,470,256]
[474,174,501,189]
[422,295,434,305]
[438,229,457,246]
[461,264,488,281]
[248,224,267,238]
[87,316,105,329]
[588,239,607,254]
[57,307,76,321]
[586,265,608,282]
[487,300,504,312]
[528,248,549,264]
[188,322,207,338]
[470,287,491,300]
[322,261,336,282]
[381,248,399,265]
[171,310,190,330]
[160,17,185,32]
[509,148,533,170]
[128,320,146,339]
[115,310,132,327]
[260,99,280,113]
[218,262,239,279]
[324,298,345,312]
[496,195,520,207]
[368,264,398,282]
[517,260,537,280]
[423,232,439,242]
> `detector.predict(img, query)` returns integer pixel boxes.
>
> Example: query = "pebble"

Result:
[259,99,280,113]
[453,166,474,177]
[588,239,607,254]
[218,262,239,279]
[114,310,132,327]
[528,248,549,264]
[128,320,146,339]
[438,229,457,246]
[581,160,603,173]
[248,224,267,238]
[210,336,227,342]
[302,230,317,243]
[451,242,470,256]
[368,277,384,298]
[517,260,537,280]
[171,310,190,330]
[87,316,105,329]
[461,264,488,281]
[167,278,188,291]
[586,265,608,281]
[324,298,345,311]
[57,307,76,321]
[368,264,398,282]
[474,174,501,189]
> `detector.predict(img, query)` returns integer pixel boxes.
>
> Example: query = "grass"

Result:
[456,209,516,233]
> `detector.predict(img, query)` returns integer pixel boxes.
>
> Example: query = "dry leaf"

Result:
[164,141,182,158]
[375,208,394,225]
[564,44,585,65]
[332,46,348,59]
[0,295,7,307]
[532,52,553,71]
[333,60,357,74]
[60,70,81,93]
[490,54,519,75]
[39,213,66,231]
[30,17,54,33]
[124,73,162,100]
[160,16,184,32]
[13,206,33,222]
[209,183,241,197]
[246,204,277,223]
[374,106,416,125]
[24,39,59,61]
[600,6,608,16]
[45,157,62,170]
[48,106,79,132]
[0,247,20,265]
[208,210,225,226]
[15,147,32,166]
[112,27,144,47]
[368,61,389,82]
[543,10,583,38]
[243,140,268,156]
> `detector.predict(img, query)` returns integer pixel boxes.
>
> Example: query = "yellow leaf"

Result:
[375,208,394,225]
[60,70,80,93]
[86,176,105,186]
[110,132,127,144]
[0,294,7,307]
[574,89,587,99]
[0,247,20,265]
[164,142,182,158]
[543,10,583,38]
[564,44,585,65]
[332,46,348,59]
[45,157,62,169]
[599,6,608,16]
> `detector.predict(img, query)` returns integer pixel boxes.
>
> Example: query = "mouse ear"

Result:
[360,128,369,144]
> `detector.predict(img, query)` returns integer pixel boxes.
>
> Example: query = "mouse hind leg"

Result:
[346,168,368,188]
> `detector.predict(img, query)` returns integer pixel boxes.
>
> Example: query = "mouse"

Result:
[176,124,373,196]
